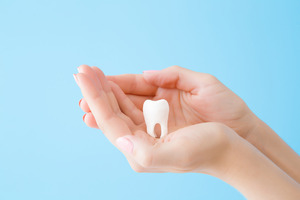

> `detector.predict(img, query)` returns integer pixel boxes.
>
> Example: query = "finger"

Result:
[77,65,103,90]
[127,94,152,111]
[109,81,144,125]
[78,65,122,118]
[143,66,219,94]
[80,98,136,128]
[107,74,157,96]
[92,67,120,113]
[78,70,125,113]
[79,98,91,113]
[104,80,152,110]
[91,67,111,92]
[83,112,99,129]
[77,65,110,114]
[118,133,195,173]
[75,73,131,142]
[77,75,165,173]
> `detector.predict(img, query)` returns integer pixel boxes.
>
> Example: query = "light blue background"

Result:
[0,0,299,199]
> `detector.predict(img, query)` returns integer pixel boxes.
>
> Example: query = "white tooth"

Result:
[143,99,169,138]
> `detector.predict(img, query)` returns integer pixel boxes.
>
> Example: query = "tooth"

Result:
[143,99,169,138]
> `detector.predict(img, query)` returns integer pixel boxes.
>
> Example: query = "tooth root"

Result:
[147,122,156,138]
[160,120,168,138]
[146,122,168,138]
[143,99,169,138]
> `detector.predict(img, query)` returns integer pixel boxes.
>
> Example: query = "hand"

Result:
[74,65,300,199]
[81,65,257,138]
[77,65,300,183]
[74,65,237,174]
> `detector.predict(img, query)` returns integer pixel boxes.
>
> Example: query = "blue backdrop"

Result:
[0,0,299,199]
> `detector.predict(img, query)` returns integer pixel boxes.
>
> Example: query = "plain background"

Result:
[0,0,299,199]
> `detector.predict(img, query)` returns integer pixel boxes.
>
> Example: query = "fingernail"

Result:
[143,70,159,74]
[116,137,133,154]
[83,113,86,121]
[79,99,82,106]
[73,74,79,85]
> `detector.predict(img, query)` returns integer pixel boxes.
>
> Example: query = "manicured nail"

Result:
[143,70,159,74]
[79,99,82,106]
[73,74,79,85]
[83,113,86,121]
[116,137,133,154]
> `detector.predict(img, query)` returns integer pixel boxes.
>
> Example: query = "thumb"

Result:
[115,132,179,168]
[143,65,218,93]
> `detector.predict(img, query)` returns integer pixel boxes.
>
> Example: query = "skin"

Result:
[80,65,300,183]
[74,65,300,199]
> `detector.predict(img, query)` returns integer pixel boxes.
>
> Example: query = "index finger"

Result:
[75,73,132,143]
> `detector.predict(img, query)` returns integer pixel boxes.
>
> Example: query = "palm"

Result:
[80,66,251,138]
[107,71,251,137]
[149,88,196,132]
[152,82,247,134]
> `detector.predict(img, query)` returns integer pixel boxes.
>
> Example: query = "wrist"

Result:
[238,107,264,145]
[239,107,260,138]
[243,113,300,183]
[217,135,300,199]
[243,113,270,153]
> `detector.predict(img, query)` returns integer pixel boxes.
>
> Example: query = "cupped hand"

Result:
[74,65,238,173]
[80,65,257,138]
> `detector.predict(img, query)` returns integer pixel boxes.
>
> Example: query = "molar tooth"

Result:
[143,99,169,138]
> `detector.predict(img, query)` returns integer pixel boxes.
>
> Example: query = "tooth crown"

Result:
[143,99,169,138]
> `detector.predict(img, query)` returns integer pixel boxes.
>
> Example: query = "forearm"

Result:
[220,137,300,200]
[245,115,300,183]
